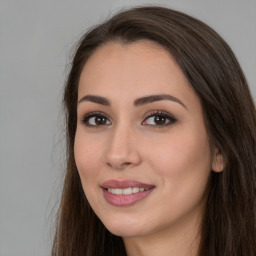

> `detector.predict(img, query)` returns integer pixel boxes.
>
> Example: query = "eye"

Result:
[81,112,111,127]
[142,111,176,127]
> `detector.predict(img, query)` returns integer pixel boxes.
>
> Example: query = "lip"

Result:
[101,179,154,189]
[101,179,155,206]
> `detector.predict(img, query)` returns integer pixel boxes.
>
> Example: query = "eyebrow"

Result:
[78,95,110,106]
[134,94,187,109]
[78,94,186,109]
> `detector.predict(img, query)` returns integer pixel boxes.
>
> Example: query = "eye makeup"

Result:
[142,110,177,128]
[80,109,177,129]
[80,111,111,127]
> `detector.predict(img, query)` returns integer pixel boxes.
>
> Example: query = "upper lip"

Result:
[101,179,155,189]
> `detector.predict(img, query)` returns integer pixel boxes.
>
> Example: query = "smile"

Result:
[107,187,150,195]
[101,180,155,206]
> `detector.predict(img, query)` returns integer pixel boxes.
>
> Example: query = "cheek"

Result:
[74,132,102,181]
[146,126,212,191]
[74,132,105,211]
[146,129,211,223]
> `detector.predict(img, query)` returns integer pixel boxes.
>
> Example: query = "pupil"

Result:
[96,116,106,125]
[154,115,166,125]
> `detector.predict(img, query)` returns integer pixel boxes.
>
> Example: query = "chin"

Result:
[102,217,148,238]
[107,227,146,238]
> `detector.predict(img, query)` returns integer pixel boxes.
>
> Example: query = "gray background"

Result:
[0,0,255,255]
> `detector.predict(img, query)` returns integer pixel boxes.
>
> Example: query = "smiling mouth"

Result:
[101,180,155,206]
[107,187,151,195]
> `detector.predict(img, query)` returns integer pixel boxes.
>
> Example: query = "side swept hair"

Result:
[52,6,256,256]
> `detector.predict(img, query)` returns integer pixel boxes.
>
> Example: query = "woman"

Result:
[52,6,256,256]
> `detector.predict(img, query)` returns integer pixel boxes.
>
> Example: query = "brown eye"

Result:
[82,114,111,126]
[95,116,108,125]
[154,115,167,125]
[142,111,176,127]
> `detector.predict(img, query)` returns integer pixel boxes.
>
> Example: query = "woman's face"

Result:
[74,40,223,239]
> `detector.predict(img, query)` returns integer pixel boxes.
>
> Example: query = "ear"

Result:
[212,147,225,173]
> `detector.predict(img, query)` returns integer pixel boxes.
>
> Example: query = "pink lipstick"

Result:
[101,180,155,206]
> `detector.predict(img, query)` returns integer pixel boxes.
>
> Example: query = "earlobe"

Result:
[212,148,225,173]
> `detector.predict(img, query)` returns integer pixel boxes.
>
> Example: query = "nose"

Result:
[103,124,142,170]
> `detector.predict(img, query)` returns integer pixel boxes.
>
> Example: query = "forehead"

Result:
[78,40,198,109]
[79,40,172,86]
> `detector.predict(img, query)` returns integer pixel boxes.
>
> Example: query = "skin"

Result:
[74,40,224,256]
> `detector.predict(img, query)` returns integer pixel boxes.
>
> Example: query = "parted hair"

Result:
[52,6,256,256]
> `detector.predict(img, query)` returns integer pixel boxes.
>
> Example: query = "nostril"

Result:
[103,143,142,170]
[106,161,132,170]
[122,162,132,167]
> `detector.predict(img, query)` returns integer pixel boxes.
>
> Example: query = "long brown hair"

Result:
[52,6,256,255]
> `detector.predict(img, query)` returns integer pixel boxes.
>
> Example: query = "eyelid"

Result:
[142,110,177,127]
[143,110,174,118]
[79,110,176,128]
[80,111,111,126]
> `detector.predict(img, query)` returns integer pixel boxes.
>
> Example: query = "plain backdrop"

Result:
[0,0,255,255]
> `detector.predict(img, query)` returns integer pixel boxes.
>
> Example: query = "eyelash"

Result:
[80,110,176,128]
[142,110,177,128]
[80,111,111,128]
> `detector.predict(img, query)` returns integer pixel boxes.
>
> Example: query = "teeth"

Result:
[132,187,139,193]
[123,187,132,195]
[107,187,149,195]
[115,189,122,195]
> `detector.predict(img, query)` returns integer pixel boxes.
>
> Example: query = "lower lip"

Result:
[103,188,154,206]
